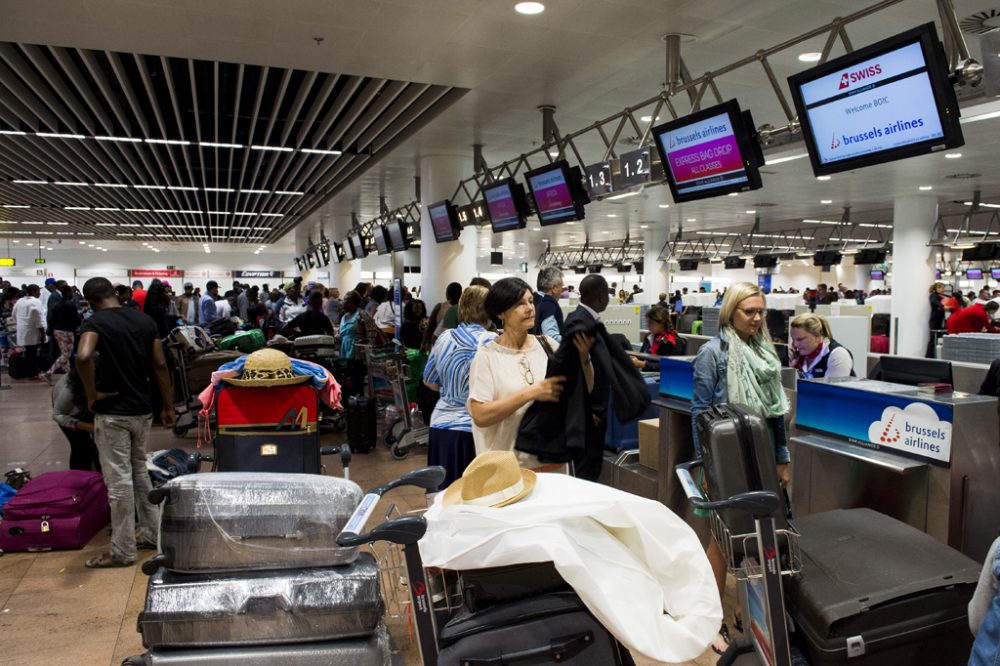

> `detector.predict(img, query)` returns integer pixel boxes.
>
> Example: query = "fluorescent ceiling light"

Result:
[802,219,839,225]
[145,138,191,146]
[260,213,284,217]
[840,249,860,255]
[200,141,242,149]
[686,218,696,222]
[55,181,87,186]
[820,199,833,204]
[13,179,47,185]
[515,2,545,14]
[945,153,962,159]
[764,152,808,166]
[300,148,342,156]
[167,186,198,191]
[118,223,143,227]
[251,145,294,152]
[135,184,166,190]
[94,207,119,211]
[950,243,977,249]
[36,132,86,140]
[606,192,638,200]
[964,201,1000,209]
[275,191,304,196]
[153,209,179,213]
[204,187,235,192]
[607,214,617,218]
[95,223,118,226]
[95,135,142,143]
[798,52,822,62]
[123,209,150,213]
[919,185,933,191]
[242,189,269,194]
[20,221,44,225]
[658,204,670,208]
[0,129,28,136]
[95,183,128,188]
[816,175,832,181]
[745,210,756,214]
[640,115,660,123]
[116,233,134,237]
[64,206,90,211]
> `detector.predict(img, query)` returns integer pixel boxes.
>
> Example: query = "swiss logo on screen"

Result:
[838,64,882,90]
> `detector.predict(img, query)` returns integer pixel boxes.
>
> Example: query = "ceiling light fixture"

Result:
[686,218,696,222]
[274,190,305,196]
[606,192,638,200]
[798,52,822,62]
[251,145,294,153]
[135,184,167,190]
[2,204,30,208]
[919,185,933,191]
[123,208,150,213]
[95,136,141,143]
[745,210,756,214]
[640,115,660,123]
[0,129,28,136]
[204,187,235,193]
[607,214,617,218]
[12,179,47,185]
[145,138,191,146]
[817,175,832,181]
[36,132,86,140]
[64,206,90,211]
[820,199,833,204]
[945,153,962,159]
[764,152,809,166]
[515,1,545,14]
[95,183,129,188]
[54,181,87,186]
[94,207,119,211]
[200,141,243,149]
[242,189,270,194]
[167,186,199,192]
[300,148,342,156]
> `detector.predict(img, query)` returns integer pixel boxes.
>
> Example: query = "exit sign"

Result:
[34,258,46,264]
[0,258,14,267]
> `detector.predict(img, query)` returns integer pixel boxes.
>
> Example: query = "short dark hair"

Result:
[469,277,492,289]
[370,285,389,303]
[59,284,73,299]
[446,282,463,305]
[986,301,999,312]
[485,277,531,320]
[344,290,363,308]
[578,274,608,305]
[83,277,116,302]
[647,304,674,330]
[25,283,40,297]
[132,280,143,289]
[206,280,219,290]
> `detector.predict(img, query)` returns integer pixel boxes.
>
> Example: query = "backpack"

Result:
[146,449,195,487]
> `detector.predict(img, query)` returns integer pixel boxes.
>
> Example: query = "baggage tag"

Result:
[260,443,279,456]
[40,520,50,533]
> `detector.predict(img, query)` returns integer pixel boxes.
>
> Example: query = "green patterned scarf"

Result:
[724,327,789,418]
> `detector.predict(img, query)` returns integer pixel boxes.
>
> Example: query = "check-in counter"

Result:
[791,377,1000,559]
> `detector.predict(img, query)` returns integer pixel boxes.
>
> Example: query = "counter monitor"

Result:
[788,22,964,177]
[349,233,367,259]
[372,225,390,256]
[331,242,343,264]
[652,99,763,202]
[341,238,355,261]
[428,200,462,243]
[992,268,1000,280]
[524,159,589,225]
[483,178,530,233]
[870,269,885,280]
[386,219,409,252]
[966,268,983,280]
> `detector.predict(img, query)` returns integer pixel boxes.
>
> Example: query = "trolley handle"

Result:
[675,460,780,518]
[336,466,445,546]
[336,514,426,548]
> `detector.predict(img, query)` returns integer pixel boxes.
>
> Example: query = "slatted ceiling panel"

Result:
[0,43,466,245]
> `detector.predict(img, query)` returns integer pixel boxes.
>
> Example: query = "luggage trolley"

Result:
[359,343,429,460]
[290,334,346,433]
[676,459,803,666]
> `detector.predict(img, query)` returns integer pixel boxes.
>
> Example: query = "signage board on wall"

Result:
[0,258,14,267]
[130,269,184,279]
[76,269,129,278]
[186,270,232,279]
[234,270,283,279]
[1,267,46,277]
[310,272,330,282]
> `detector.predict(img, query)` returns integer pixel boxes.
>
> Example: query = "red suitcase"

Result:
[0,471,110,552]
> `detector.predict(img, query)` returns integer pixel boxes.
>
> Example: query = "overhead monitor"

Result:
[966,268,983,280]
[651,99,763,203]
[992,268,1000,280]
[386,219,409,252]
[341,239,355,261]
[483,178,530,233]
[372,225,390,255]
[724,256,747,269]
[490,251,503,265]
[870,269,885,280]
[428,199,462,243]
[814,251,842,266]
[524,160,589,225]
[788,23,964,177]
[853,248,888,265]
[349,233,367,259]
[753,255,779,268]
[678,258,700,271]
[962,245,1000,261]
[331,242,343,264]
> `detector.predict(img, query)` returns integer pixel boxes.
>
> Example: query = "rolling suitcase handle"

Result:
[459,630,596,665]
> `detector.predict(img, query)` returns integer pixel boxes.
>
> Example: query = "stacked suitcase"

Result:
[126,472,391,665]
[695,403,982,666]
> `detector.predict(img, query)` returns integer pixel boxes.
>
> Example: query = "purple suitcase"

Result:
[0,471,110,552]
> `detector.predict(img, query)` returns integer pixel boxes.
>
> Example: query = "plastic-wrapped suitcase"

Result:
[150,472,362,573]
[124,624,392,666]
[186,350,243,394]
[293,334,338,358]
[695,403,789,541]
[346,394,377,453]
[437,592,625,665]
[0,471,110,552]
[786,508,980,666]
[139,554,383,648]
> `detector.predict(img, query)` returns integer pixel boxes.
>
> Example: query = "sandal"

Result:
[85,552,135,568]
[711,623,731,656]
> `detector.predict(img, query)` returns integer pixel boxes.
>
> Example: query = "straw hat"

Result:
[442,451,536,508]
[221,348,311,387]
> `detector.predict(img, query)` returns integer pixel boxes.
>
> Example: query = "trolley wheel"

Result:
[390,438,410,460]
[383,417,405,446]
[172,423,192,438]
[331,414,346,433]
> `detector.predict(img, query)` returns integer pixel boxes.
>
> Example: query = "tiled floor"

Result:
[0,376,725,665]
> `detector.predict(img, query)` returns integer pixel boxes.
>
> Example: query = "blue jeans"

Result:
[94,413,157,562]
[970,546,1000,666]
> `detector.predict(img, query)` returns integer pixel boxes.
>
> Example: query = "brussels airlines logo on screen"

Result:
[838,64,883,90]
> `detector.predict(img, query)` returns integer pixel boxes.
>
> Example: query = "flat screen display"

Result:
[524,160,586,225]
[483,179,528,233]
[341,239,355,261]
[788,23,963,176]
[992,268,1000,280]
[428,200,461,242]
[652,99,762,202]
[870,270,885,280]
[966,268,983,280]
[373,226,390,255]
[331,242,342,264]
[349,233,367,259]
[386,220,408,252]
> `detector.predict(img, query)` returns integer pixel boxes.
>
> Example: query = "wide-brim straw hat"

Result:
[221,348,311,387]
[442,450,536,508]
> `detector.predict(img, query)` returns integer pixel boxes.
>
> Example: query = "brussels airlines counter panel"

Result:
[791,377,999,559]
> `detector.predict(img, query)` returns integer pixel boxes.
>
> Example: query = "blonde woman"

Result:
[789,313,855,378]
[691,282,790,654]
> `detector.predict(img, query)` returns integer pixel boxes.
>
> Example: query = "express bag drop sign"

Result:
[661,112,747,196]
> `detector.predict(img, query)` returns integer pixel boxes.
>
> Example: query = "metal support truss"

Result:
[538,239,644,269]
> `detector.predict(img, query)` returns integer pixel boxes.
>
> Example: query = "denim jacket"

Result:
[690,333,790,465]
[969,537,1000,666]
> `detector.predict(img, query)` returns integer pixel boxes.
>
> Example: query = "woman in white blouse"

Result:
[468,277,594,472]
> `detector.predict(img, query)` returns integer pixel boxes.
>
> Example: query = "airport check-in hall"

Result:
[2,1,1000,665]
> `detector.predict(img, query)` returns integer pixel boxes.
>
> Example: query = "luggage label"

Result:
[260,443,279,456]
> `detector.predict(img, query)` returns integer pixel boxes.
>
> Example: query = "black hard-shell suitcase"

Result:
[8,353,37,379]
[438,592,625,665]
[460,561,570,612]
[346,394,376,453]
[124,624,392,666]
[215,430,322,474]
[139,554,383,648]
[149,472,362,573]
[695,403,789,540]
[786,508,980,666]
